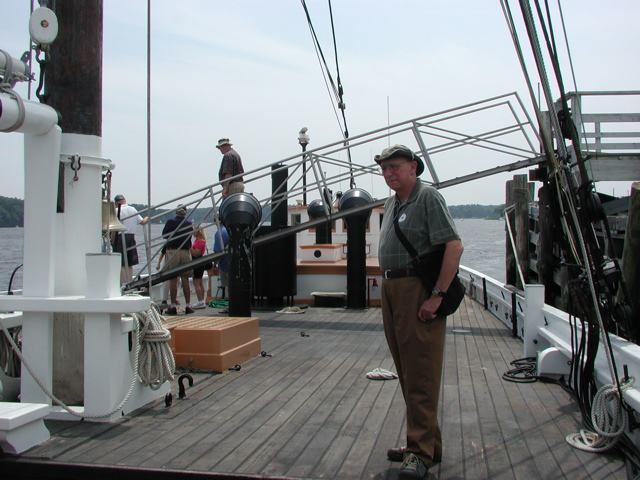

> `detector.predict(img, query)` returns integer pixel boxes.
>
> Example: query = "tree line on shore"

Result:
[0,196,504,228]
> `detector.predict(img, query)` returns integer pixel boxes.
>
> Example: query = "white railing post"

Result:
[523,284,545,358]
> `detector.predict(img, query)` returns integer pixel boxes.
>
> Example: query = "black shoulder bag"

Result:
[392,216,465,316]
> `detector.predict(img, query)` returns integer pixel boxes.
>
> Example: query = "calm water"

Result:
[0,218,505,292]
[455,218,506,282]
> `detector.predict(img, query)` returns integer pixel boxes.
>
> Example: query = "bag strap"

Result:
[392,206,446,269]
[392,211,419,262]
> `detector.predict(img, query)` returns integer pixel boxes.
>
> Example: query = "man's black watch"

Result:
[431,287,446,298]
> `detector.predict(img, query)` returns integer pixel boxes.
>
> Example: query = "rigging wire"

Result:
[517,0,567,159]
[300,0,355,188]
[145,0,153,296]
[554,0,596,183]
[300,0,343,128]
[28,0,34,100]
[327,0,355,188]
[502,1,640,472]
[554,0,579,95]
[535,0,624,414]
[500,0,555,164]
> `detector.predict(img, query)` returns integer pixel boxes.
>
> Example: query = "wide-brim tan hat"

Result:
[374,144,425,176]
[216,138,232,148]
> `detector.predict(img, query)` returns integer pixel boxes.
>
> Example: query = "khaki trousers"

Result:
[227,181,245,195]
[381,276,446,466]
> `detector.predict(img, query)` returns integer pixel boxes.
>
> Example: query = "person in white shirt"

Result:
[113,194,149,284]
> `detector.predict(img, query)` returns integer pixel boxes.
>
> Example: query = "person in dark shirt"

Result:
[216,138,245,198]
[161,205,194,315]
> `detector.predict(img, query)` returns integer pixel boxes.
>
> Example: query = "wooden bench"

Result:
[0,402,50,454]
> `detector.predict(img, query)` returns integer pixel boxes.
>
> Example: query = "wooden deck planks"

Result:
[148,329,361,471]
[3,297,629,480]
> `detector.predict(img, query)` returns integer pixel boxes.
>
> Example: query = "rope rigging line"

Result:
[499,0,556,165]
[532,0,588,182]
[327,0,355,189]
[300,0,355,188]
[501,2,640,471]
[509,0,629,368]
[145,0,153,297]
[300,1,343,127]
[28,0,35,100]
[553,0,595,182]
[517,0,567,159]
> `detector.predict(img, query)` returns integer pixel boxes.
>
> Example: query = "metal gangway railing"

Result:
[566,90,640,183]
[126,90,640,292]
[125,91,545,291]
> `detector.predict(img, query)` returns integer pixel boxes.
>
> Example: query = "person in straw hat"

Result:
[216,137,245,198]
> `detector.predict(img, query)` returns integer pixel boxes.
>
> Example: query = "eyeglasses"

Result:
[379,161,410,174]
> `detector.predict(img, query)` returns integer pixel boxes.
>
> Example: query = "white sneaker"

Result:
[193,301,206,309]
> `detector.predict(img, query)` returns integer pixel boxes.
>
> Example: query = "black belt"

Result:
[383,269,418,279]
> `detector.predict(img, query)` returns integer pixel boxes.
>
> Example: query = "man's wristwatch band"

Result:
[432,287,446,297]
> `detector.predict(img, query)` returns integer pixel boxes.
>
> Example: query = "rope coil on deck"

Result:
[566,377,634,452]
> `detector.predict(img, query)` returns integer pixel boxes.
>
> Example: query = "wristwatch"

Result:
[431,287,446,298]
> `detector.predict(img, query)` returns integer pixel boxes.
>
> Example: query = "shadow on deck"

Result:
[0,297,626,480]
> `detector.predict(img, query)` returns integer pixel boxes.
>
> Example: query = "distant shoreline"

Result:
[0,196,505,228]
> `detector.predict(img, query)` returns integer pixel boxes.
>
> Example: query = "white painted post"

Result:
[83,254,125,419]
[523,284,546,358]
[20,126,61,406]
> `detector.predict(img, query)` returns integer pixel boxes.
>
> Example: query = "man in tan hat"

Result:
[376,145,463,479]
[216,138,245,198]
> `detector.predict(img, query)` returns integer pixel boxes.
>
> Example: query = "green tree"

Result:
[0,197,24,227]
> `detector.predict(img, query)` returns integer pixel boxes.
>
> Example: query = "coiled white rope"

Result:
[0,312,140,419]
[0,301,174,418]
[135,303,175,390]
[566,377,634,452]
[0,323,21,378]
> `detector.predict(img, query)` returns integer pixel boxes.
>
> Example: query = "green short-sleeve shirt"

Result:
[379,181,460,271]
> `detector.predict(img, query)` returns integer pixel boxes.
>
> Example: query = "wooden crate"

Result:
[163,316,260,372]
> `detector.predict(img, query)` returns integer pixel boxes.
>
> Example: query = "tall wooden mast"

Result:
[45,0,104,405]
[46,0,103,136]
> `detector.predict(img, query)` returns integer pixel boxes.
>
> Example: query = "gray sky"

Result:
[1,1,638,207]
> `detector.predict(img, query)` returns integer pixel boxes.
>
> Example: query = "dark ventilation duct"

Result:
[270,164,288,228]
[220,193,262,317]
[254,165,297,307]
[338,188,373,309]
